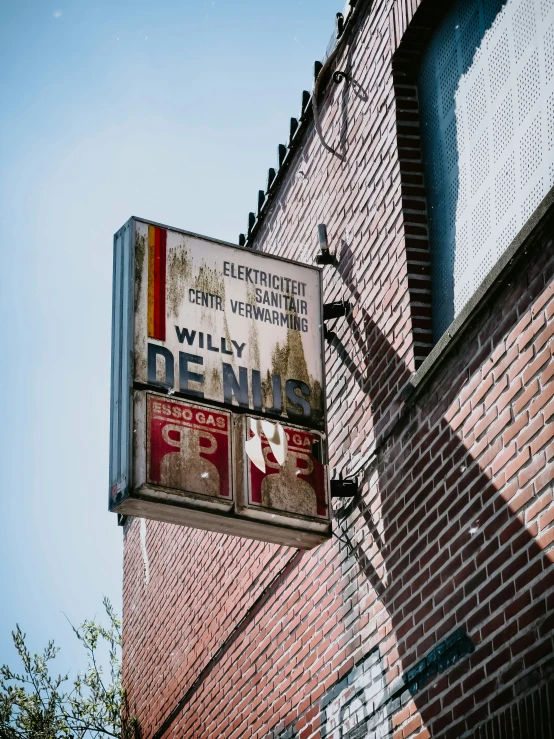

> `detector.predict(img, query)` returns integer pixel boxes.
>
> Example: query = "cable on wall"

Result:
[311,0,369,156]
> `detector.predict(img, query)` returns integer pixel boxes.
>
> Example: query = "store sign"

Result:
[134,220,324,427]
[109,217,330,548]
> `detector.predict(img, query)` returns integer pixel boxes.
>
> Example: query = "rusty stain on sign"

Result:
[134,231,146,312]
[210,366,222,397]
[131,219,325,423]
[194,263,225,298]
[166,242,192,318]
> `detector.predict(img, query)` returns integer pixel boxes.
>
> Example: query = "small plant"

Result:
[0,598,137,738]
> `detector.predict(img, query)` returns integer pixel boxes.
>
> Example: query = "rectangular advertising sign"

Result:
[134,219,324,426]
[109,217,330,548]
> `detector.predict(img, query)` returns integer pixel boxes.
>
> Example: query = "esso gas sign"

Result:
[109,217,330,548]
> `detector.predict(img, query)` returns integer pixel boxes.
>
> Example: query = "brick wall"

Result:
[122,0,554,736]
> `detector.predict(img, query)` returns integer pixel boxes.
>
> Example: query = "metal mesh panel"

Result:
[514,0,537,61]
[418,0,554,340]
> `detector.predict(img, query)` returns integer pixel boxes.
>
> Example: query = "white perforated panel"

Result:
[418,0,554,339]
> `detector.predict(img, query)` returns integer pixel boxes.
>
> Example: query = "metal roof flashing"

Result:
[243,0,371,251]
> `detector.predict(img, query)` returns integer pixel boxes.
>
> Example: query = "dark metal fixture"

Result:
[316,223,336,265]
[301,90,311,117]
[311,438,323,464]
[331,476,358,498]
[289,117,299,142]
[333,70,350,84]
[323,301,350,321]
[247,212,255,236]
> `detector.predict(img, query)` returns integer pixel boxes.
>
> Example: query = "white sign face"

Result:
[133,219,324,428]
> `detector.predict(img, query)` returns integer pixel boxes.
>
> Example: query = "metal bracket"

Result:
[335,13,345,39]
[331,478,358,498]
[316,223,337,265]
[333,70,350,84]
[323,300,350,321]
[316,251,337,265]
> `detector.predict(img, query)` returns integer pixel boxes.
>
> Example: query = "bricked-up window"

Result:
[418,0,554,340]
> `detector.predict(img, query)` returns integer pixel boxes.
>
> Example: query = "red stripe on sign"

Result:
[152,227,166,341]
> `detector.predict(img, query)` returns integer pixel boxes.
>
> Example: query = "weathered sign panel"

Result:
[110,217,330,548]
[243,423,327,521]
[134,219,324,425]
[147,395,232,507]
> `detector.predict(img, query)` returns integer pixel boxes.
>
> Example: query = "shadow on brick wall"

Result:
[324,227,554,738]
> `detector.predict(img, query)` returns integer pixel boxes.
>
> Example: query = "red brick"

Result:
[530,381,554,418]
[537,526,554,549]
[507,483,534,514]
[507,350,532,384]
[503,410,530,446]
[474,405,499,441]
[531,280,554,316]
[403,715,423,737]
[490,441,517,477]
[535,312,554,352]
[530,423,554,456]
[539,505,554,531]
[507,313,532,349]
[472,374,495,408]
[505,445,532,481]
[522,346,551,385]
[484,375,509,412]
[496,377,525,417]
[541,354,554,386]
[527,488,553,519]
[513,379,540,415]
[518,314,546,352]
[515,411,541,450]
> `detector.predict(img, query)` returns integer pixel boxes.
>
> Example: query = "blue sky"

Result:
[0,0,339,673]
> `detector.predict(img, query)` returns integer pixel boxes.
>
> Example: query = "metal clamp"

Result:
[331,477,358,498]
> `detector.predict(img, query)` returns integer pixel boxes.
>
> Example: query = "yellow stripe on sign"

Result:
[147,225,155,337]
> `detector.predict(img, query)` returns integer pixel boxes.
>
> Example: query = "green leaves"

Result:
[0,599,136,739]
